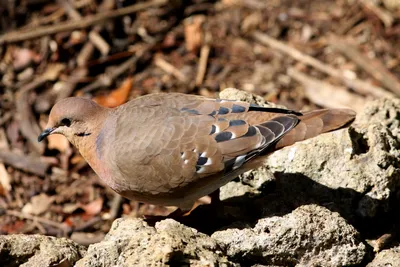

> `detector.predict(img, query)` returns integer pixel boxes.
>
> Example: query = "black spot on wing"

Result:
[218,106,230,115]
[249,105,302,116]
[232,104,246,113]
[243,126,257,137]
[210,125,217,135]
[215,131,232,142]
[229,120,246,126]
[181,108,200,115]
[209,110,217,116]
[197,157,208,166]
[76,132,91,137]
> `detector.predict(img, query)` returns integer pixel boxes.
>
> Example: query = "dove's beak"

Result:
[38,128,55,142]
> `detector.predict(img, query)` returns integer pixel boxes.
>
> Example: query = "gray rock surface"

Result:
[219,88,400,220]
[220,87,286,108]
[3,89,400,266]
[264,99,400,218]
[212,205,366,266]
[367,245,400,267]
[75,218,236,267]
[0,234,85,267]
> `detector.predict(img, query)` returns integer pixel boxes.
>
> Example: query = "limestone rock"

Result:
[75,218,236,267]
[220,89,400,220]
[264,98,400,218]
[367,246,400,267]
[0,234,85,267]
[212,205,366,266]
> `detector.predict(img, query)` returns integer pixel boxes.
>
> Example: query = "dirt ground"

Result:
[0,0,400,246]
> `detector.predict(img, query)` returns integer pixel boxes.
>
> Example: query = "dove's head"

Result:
[38,97,107,144]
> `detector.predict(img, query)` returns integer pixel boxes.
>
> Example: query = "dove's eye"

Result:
[60,118,71,127]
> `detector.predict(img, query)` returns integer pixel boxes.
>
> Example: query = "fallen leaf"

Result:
[62,203,81,214]
[1,220,25,234]
[22,193,55,215]
[184,15,205,53]
[0,163,11,195]
[94,77,133,108]
[70,154,85,165]
[81,198,103,216]
[12,47,34,70]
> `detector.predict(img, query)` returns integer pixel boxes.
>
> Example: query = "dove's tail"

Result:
[275,108,356,149]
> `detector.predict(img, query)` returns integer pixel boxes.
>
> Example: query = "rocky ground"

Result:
[2,89,400,266]
[1,0,400,266]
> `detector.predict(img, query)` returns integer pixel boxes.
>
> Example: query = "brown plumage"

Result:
[38,93,356,211]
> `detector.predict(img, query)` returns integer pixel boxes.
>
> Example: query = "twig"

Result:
[195,34,211,86]
[16,64,65,154]
[361,0,394,28]
[72,216,102,232]
[81,48,147,93]
[329,38,400,96]
[0,0,167,44]
[57,0,81,20]
[336,9,364,35]
[77,42,95,67]
[108,193,123,221]
[252,31,393,98]
[154,56,187,82]
[0,150,50,177]
[288,67,366,112]
[0,112,12,127]
[6,210,71,232]
[22,8,65,30]
[89,26,110,56]
[35,68,88,113]
[58,0,110,56]
[16,78,48,154]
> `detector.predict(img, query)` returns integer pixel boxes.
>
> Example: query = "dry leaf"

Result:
[0,163,11,194]
[70,154,85,165]
[63,203,80,214]
[47,134,70,153]
[184,15,205,53]
[94,77,133,108]
[81,198,103,216]
[22,193,55,215]
[12,48,34,70]
[0,128,10,151]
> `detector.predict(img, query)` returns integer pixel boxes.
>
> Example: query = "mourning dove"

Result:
[38,93,355,212]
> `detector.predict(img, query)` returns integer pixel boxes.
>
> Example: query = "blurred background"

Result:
[0,0,399,244]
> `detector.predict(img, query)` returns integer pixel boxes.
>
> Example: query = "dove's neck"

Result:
[71,108,114,180]
[81,110,121,191]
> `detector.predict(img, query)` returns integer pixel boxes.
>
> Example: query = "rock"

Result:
[0,234,85,267]
[220,166,275,201]
[367,246,400,267]
[212,205,366,266]
[355,98,400,138]
[75,218,236,267]
[219,88,286,108]
[264,98,400,218]
[219,89,400,221]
